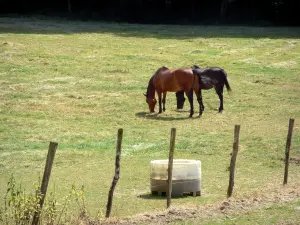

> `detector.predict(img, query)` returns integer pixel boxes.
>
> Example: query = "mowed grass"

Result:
[0,18,300,220]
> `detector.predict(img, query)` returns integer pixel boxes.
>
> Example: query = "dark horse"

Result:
[144,66,201,117]
[176,65,232,115]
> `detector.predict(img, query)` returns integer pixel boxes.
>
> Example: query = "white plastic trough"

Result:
[150,159,201,197]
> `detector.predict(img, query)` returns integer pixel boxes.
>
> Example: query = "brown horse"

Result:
[144,66,201,117]
[176,65,232,115]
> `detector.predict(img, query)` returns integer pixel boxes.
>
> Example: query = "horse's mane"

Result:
[146,66,169,97]
[156,66,169,74]
[192,65,200,70]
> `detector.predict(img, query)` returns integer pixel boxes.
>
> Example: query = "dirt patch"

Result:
[93,184,300,225]
[290,158,300,164]
[281,157,300,165]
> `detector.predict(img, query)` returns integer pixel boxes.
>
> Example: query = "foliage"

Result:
[0,175,87,225]
[0,0,299,25]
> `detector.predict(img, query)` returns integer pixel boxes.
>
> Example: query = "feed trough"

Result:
[150,159,201,197]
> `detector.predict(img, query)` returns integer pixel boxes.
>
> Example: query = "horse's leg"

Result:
[216,86,224,113]
[201,90,204,112]
[157,91,163,113]
[197,89,204,116]
[162,92,167,112]
[186,88,194,117]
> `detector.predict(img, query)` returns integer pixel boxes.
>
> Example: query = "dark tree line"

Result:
[0,0,298,25]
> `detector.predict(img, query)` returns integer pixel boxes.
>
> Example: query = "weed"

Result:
[0,175,88,225]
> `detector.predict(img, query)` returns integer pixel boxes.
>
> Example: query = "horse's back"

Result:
[193,67,227,89]
[154,68,195,92]
[172,68,194,83]
[173,68,196,90]
[195,67,227,78]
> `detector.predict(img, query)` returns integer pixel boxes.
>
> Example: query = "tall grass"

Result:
[0,174,87,225]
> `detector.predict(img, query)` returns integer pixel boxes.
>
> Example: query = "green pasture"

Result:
[0,18,300,221]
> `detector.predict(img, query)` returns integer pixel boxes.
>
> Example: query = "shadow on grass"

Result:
[135,111,201,121]
[138,193,191,200]
[1,17,300,39]
[138,193,166,200]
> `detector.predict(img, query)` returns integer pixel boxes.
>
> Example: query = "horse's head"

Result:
[144,93,157,113]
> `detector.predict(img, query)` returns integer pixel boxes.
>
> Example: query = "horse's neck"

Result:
[147,78,155,98]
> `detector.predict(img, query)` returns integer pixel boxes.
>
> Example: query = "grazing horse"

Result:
[190,65,232,115]
[176,65,232,114]
[144,66,201,117]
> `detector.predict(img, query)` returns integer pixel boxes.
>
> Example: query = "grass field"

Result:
[0,17,300,223]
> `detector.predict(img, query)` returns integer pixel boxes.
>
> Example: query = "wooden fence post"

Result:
[283,118,295,185]
[227,125,240,198]
[32,142,58,225]
[167,128,176,208]
[106,128,123,218]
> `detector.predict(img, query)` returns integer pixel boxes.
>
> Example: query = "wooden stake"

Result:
[32,142,58,225]
[227,125,240,198]
[167,128,176,208]
[283,118,295,185]
[106,128,123,218]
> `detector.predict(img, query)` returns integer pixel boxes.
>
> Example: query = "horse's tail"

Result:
[223,70,232,93]
[191,68,197,82]
[192,68,201,97]
[192,69,196,88]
